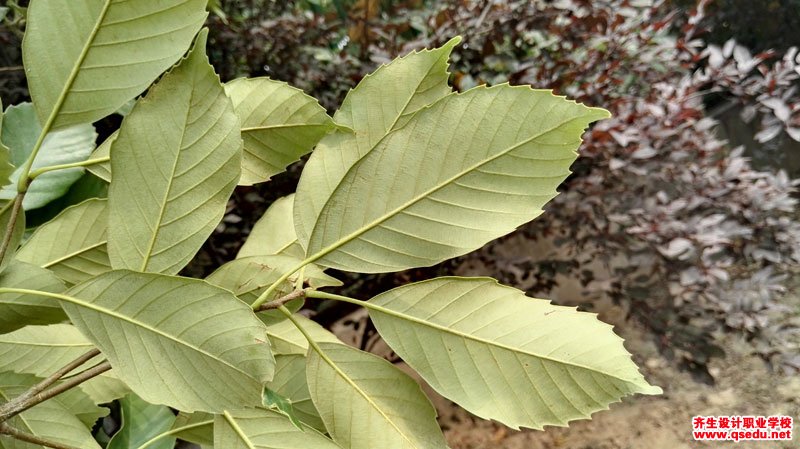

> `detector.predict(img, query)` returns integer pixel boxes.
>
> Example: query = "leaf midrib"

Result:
[41,0,114,126]
[42,240,107,269]
[313,347,420,448]
[241,123,330,133]
[367,293,640,385]
[222,411,257,449]
[0,287,260,383]
[303,46,453,245]
[308,108,593,261]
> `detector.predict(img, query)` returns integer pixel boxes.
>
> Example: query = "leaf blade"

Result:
[0,372,100,449]
[107,29,242,275]
[64,270,275,413]
[226,78,336,185]
[16,198,111,285]
[0,261,66,334]
[304,86,608,272]
[0,103,96,210]
[108,394,177,449]
[238,194,304,259]
[307,343,447,449]
[214,408,343,449]
[23,0,207,129]
[368,277,661,429]
[294,38,461,247]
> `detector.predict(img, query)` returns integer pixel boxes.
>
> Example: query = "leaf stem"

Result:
[0,348,100,422]
[134,419,213,449]
[0,422,81,449]
[254,288,309,313]
[276,305,333,360]
[29,156,110,180]
[15,0,113,193]
[15,121,52,193]
[305,290,372,308]
[250,259,312,310]
[0,193,23,264]
[0,357,110,423]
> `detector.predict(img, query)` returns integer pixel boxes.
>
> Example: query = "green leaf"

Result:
[225,78,336,185]
[64,270,275,413]
[0,324,129,404]
[368,277,662,430]
[0,101,12,186]
[206,254,341,305]
[0,372,100,449]
[214,408,342,449]
[238,194,304,259]
[171,413,214,447]
[267,354,324,431]
[23,0,207,129]
[0,261,66,334]
[301,85,609,272]
[108,29,242,275]
[0,103,96,210]
[16,198,111,285]
[86,130,116,183]
[307,342,446,449]
[294,38,460,247]
[262,388,303,430]
[260,313,340,356]
[108,394,177,449]
[0,199,24,275]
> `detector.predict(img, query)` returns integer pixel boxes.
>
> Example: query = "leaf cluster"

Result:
[0,1,660,448]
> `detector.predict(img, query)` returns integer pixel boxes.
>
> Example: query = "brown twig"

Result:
[0,193,24,265]
[254,288,310,312]
[0,66,24,73]
[0,422,81,449]
[0,355,110,423]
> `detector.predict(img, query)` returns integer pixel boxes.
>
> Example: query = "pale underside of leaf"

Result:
[259,313,341,356]
[23,0,207,129]
[107,30,242,275]
[215,408,342,449]
[237,194,304,259]
[0,324,130,404]
[16,198,111,285]
[0,372,100,449]
[64,270,274,413]
[305,85,609,273]
[171,412,214,447]
[0,261,66,334]
[307,342,447,449]
[294,37,461,247]
[87,130,116,182]
[0,328,112,427]
[267,354,325,431]
[225,77,336,185]
[206,254,341,305]
[368,277,662,430]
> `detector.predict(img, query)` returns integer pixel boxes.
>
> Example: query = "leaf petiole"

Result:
[28,156,111,180]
